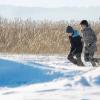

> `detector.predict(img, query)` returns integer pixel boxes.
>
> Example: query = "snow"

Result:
[0,54,100,100]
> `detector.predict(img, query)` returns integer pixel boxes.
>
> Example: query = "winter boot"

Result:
[76,54,84,66]
[68,54,77,65]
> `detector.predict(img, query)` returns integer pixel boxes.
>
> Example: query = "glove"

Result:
[88,43,91,47]
[85,43,91,47]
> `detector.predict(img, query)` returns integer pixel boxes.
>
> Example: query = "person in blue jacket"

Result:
[66,26,84,66]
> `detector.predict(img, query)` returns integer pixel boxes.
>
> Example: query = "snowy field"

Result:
[0,54,100,100]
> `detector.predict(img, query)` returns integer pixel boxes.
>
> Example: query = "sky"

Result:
[0,0,100,7]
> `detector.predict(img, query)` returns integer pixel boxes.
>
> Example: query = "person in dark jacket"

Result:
[80,20,97,66]
[66,26,84,66]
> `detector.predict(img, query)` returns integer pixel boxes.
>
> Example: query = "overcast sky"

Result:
[0,0,100,7]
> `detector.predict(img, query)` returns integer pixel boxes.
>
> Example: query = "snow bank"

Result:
[0,54,100,88]
[0,54,100,100]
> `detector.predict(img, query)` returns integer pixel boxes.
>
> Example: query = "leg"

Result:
[84,47,89,62]
[84,52,89,62]
[89,52,96,66]
[76,53,84,66]
[93,58,100,65]
[67,48,77,65]
[87,43,98,66]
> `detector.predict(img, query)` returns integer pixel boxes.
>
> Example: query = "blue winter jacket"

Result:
[68,30,83,53]
[72,30,80,38]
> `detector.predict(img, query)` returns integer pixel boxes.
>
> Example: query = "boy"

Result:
[66,26,84,66]
[80,20,97,66]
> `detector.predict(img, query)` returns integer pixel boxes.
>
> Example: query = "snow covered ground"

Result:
[0,54,100,100]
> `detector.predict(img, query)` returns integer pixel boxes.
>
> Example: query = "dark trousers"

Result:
[84,47,94,61]
[84,46,96,66]
[68,46,83,66]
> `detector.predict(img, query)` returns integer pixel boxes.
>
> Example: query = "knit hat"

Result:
[66,26,74,33]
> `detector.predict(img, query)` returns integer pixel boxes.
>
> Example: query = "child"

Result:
[80,20,97,66]
[66,26,84,66]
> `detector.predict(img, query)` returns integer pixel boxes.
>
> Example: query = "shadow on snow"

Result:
[0,59,64,87]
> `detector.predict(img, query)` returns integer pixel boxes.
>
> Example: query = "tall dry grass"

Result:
[0,17,100,54]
